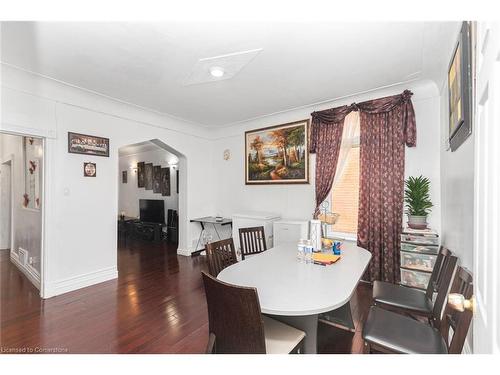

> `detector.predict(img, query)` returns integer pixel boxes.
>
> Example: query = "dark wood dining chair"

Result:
[439,267,474,354]
[238,226,267,260]
[205,238,238,277]
[362,263,473,354]
[201,271,305,354]
[372,247,452,322]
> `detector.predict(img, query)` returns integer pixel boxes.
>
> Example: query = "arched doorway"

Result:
[116,139,186,274]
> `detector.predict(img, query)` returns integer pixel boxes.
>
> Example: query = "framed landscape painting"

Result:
[245,119,309,185]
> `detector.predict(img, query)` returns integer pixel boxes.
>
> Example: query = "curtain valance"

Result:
[310,90,416,153]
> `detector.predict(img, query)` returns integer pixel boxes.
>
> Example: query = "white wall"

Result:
[0,133,43,284]
[212,80,442,233]
[0,61,446,300]
[439,84,474,271]
[118,148,178,219]
[1,63,216,298]
[0,162,11,249]
[438,76,475,355]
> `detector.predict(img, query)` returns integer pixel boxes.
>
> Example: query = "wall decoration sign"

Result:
[122,170,127,183]
[68,132,109,157]
[144,163,153,190]
[153,165,162,193]
[23,137,42,210]
[84,162,97,177]
[448,21,473,152]
[137,162,145,188]
[245,119,309,184]
[176,169,179,194]
[161,167,171,196]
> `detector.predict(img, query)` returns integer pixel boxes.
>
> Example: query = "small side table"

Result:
[190,216,232,256]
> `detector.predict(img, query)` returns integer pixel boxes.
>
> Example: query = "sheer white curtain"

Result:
[331,111,360,189]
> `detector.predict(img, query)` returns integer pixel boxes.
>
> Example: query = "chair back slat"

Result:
[239,226,267,259]
[206,238,237,277]
[440,267,474,354]
[425,247,451,299]
[201,271,266,354]
[431,255,458,327]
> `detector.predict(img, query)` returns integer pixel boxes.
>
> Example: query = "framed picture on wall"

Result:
[144,163,153,190]
[68,132,109,157]
[161,167,171,196]
[137,162,145,188]
[153,165,162,193]
[83,162,97,177]
[245,119,309,185]
[448,21,473,152]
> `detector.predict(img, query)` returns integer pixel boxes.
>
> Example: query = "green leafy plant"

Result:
[404,176,433,216]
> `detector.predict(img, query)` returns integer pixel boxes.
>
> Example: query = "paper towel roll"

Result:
[309,219,322,251]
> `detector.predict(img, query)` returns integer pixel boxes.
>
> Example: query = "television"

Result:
[139,199,165,224]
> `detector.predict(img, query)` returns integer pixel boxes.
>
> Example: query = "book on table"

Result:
[312,253,341,265]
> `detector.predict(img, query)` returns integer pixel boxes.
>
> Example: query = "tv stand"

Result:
[125,219,164,243]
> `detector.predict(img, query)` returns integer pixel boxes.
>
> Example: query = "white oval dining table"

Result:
[217,242,371,353]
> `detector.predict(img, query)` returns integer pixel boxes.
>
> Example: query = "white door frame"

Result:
[0,130,46,297]
[473,21,500,354]
[0,155,14,253]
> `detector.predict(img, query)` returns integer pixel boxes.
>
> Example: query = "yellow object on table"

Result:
[322,238,333,247]
[312,253,341,264]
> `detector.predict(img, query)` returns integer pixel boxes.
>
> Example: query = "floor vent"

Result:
[18,248,28,266]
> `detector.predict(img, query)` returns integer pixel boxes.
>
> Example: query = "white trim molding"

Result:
[44,267,118,298]
[176,248,192,257]
[10,252,41,290]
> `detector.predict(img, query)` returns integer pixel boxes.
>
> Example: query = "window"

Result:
[329,112,360,240]
[331,146,359,237]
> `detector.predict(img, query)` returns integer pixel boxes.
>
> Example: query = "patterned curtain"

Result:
[310,105,352,217]
[310,90,416,282]
[356,90,416,283]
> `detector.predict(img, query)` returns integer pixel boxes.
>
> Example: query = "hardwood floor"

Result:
[0,240,372,354]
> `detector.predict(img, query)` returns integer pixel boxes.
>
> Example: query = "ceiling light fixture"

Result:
[209,66,225,78]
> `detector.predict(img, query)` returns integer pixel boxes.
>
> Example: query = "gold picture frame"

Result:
[245,119,309,185]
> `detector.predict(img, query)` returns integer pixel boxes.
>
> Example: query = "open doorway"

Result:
[0,160,13,251]
[117,140,180,271]
[0,132,44,291]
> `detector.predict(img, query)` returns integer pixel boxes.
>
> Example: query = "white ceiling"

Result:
[0,21,459,127]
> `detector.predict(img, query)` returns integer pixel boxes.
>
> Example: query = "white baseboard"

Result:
[10,252,41,290]
[177,248,192,257]
[44,267,118,298]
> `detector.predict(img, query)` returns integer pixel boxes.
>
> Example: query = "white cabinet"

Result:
[232,211,281,258]
[273,220,309,247]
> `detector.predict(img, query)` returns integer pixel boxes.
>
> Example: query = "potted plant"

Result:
[404,175,433,229]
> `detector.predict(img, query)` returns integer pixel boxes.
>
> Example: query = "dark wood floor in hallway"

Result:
[0,241,372,354]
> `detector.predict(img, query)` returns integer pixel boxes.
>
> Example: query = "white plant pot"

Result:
[408,215,428,230]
